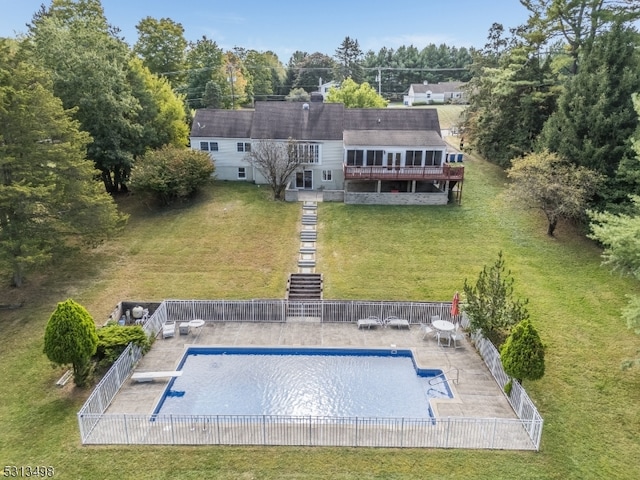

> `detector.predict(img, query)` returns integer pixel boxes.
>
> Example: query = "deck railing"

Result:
[344,164,464,181]
[77,299,542,450]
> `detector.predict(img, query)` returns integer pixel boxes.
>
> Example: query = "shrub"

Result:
[94,325,151,370]
[500,319,545,384]
[129,145,214,205]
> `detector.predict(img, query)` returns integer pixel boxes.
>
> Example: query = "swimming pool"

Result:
[154,347,452,419]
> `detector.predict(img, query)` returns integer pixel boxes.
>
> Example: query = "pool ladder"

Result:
[428,367,459,387]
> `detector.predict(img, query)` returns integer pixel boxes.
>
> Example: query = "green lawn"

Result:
[1,155,639,479]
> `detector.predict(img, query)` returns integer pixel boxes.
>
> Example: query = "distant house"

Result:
[403,81,466,106]
[318,80,340,100]
[190,101,464,205]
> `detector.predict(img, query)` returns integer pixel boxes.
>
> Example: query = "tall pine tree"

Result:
[538,23,640,208]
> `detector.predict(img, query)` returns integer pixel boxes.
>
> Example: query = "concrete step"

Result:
[300,232,317,241]
[287,273,323,301]
[297,261,316,268]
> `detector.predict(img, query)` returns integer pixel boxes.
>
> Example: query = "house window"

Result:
[200,141,218,152]
[346,150,364,166]
[366,150,384,166]
[322,170,332,181]
[425,150,443,166]
[406,150,423,166]
[291,143,320,164]
[237,142,251,152]
[238,167,246,179]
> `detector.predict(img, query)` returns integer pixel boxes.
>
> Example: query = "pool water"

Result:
[155,347,452,419]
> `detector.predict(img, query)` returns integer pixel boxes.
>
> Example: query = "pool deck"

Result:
[107,321,517,420]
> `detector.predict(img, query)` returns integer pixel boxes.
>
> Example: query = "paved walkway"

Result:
[108,321,517,420]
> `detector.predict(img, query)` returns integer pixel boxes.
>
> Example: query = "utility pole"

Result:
[227,64,236,109]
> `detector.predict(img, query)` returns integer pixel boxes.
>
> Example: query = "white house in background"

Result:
[190,101,465,205]
[403,81,467,106]
[318,79,340,100]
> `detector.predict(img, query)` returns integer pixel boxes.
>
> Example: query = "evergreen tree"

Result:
[500,319,545,386]
[0,40,125,287]
[43,299,99,387]
[463,252,530,346]
[464,26,558,166]
[538,23,640,207]
[334,36,364,83]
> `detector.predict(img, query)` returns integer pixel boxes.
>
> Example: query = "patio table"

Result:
[189,319,205,329]
[432,319,455,332]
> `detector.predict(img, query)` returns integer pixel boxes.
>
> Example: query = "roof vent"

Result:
[302,103,310,110]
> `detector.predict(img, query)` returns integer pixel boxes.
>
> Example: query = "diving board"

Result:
[131,371,182,382]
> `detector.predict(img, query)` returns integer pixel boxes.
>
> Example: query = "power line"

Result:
[160,65,471,76]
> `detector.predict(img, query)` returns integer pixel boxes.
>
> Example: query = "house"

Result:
[403,81,466,106]
[318,79,340,100]
[190,101,464,205]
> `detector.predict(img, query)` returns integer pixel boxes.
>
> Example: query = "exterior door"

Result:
[387,152,401,169]
[296,170,313,189]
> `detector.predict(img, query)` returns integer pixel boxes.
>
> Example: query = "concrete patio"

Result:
[107,320,517,421]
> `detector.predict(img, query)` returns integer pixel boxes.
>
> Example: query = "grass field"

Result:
[1,149,639,479]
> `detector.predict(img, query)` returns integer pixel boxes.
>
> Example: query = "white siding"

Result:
[191,137,253,181]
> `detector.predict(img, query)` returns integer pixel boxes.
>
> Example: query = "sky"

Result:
[0,0,533,62]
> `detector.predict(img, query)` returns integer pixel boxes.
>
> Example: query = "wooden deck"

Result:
[344,164,464,181]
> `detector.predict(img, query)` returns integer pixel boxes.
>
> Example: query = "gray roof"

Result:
[191,102,442,142]
[250,102,344,140]
[344,130,446,147]
[410,82,465,94]
[190,109,253,138]
[344,108,441,132]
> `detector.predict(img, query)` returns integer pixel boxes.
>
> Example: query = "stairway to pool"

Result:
[287,200,323,302]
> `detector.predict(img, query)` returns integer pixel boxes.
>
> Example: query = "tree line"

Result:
[463,0,640,367]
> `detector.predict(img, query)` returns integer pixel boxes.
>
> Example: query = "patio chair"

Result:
[385,316,410,329]
[436,330,451,347]
[420,323,435,340]
[162,321,176,339]
[450,323,465,348]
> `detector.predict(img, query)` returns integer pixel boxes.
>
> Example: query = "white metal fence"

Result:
[78,413,537,449]
[78,299,543,450]
[470,330,543,448]
[156,299,454,325]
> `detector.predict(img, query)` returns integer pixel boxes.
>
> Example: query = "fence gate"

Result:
[286,301,322,320]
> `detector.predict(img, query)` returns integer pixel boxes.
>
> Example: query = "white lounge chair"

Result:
[385,316,410,329]
[357,316,382,329]
[162,321,176,339]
